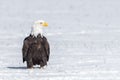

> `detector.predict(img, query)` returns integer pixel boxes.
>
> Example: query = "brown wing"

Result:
[22,35,33,62]
[43,36,50,61]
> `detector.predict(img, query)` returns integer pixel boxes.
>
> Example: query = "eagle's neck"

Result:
[31,24,43,37]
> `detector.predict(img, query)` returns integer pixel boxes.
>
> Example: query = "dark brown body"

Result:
[22,34,50,68]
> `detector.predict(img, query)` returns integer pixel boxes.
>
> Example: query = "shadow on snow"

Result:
[7,67,27,69]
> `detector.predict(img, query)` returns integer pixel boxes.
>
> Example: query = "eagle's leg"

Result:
[39,61,44,69]
[27,61,33,68]
[39,60,47,69]
[27,54,33,68]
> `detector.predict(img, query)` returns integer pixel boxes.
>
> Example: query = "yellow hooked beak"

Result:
[42,22,48,27]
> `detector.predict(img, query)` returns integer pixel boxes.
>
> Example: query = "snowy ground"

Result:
[0,0,120,80]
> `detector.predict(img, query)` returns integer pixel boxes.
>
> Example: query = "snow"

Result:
[0,0,120,80]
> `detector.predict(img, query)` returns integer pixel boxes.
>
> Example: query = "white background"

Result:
[0,0,120,80]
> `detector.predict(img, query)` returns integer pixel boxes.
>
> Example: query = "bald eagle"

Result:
[22,20,50,69]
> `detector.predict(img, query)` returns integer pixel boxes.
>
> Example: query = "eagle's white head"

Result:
[31,20,48,37]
